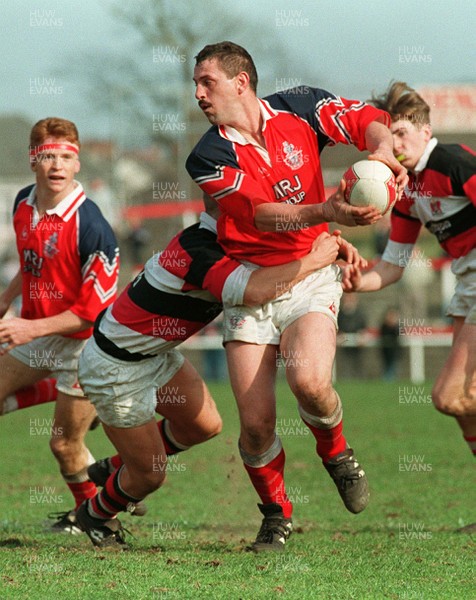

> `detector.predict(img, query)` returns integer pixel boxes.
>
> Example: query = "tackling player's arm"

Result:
[243,231,341,305]
[341,259,404,293]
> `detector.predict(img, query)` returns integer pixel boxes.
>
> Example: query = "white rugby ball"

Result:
[343,160,397,215]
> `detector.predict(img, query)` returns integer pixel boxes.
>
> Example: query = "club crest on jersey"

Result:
[21,225,28,240]
[429,198,443,216]
[44,232,59,258]
[282,141,303,170]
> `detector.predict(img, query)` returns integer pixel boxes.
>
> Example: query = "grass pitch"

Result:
[0,380,474,599]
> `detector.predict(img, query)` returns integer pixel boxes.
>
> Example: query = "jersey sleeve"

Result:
[71,203,119,322]
[13,185,35,216]
[186,133,271,225]
[381,193,422,267]
[451,145,476,206]
[266,87,390,152]
[314,95,390,151]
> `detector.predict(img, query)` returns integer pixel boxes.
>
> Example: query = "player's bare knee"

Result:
[202,410,223,439]
[432,388,465,416]
[292,377,333,411]
[49,435,79,462]
[191,414,223,444]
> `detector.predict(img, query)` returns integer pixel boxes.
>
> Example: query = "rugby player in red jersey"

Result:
[343,83,476,472]
[0,118,119,533]
[75,194,365,548]
[186,41,407,551]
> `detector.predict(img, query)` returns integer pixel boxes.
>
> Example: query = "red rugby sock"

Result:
[3,378,57,414]
[243,448,293,518]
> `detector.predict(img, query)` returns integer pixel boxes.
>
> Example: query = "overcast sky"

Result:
[1,0,474,139]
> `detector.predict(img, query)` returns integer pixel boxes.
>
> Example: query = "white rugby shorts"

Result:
[10,335,87,397]
[446,249,476,324]
[78,338,185,428]
[223,264,342,344]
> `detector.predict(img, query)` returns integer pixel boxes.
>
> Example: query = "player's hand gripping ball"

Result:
[343,160,397,215]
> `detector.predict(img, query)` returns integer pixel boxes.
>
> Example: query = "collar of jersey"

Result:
[27,181,87,222]
[413,138,438,174]
[199,211,217,234]
[218,98,277,145]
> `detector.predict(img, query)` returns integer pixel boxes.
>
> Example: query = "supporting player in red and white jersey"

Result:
[342,82,476,472]
[75,196,360,548]
[186,41,407,552]
[0,118,119,534]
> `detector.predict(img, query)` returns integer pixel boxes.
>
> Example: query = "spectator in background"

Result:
[379,306,401,381]
[337,293,368,379]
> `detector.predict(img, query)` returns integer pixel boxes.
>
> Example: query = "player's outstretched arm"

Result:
[0,310,93,354]
[341,259,404,293]
[243,232,340,305]
[0,269,22,318]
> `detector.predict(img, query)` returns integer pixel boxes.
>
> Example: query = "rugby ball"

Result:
[343,160,397,215]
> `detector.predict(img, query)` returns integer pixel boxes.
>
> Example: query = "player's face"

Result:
[31,137,80,199]
[390,119,432,171]
[193,59,242,126]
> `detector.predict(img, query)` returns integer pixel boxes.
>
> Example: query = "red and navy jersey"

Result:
[186,87,389,266]
[13,183,119,339]
[94,213,251,361]
[383,140,476,266]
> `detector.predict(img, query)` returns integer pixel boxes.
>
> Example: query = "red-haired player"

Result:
[0,118,119,533]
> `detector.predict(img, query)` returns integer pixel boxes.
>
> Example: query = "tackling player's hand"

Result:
[367,150,408,201]
[341,264,363,292]
[310,231,340,268]
[332,230,368,269]
[321,180,382,227]
[0,317,38,353]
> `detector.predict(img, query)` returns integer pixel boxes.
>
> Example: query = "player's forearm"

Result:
[364,120,394,155]
[357,260,404,292]
[32,310,94,337]
[254,203,328,231]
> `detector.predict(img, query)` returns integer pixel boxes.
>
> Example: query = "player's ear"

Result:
[74,159,81,174]
[236,71,250,94]
[422,123,432,142]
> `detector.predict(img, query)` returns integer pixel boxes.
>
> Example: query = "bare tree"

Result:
[61,0,314,202]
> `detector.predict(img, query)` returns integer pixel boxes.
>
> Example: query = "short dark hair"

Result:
[195,41,258,92]
[370,81,431,127]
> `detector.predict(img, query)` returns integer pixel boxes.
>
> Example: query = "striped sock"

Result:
[87,466,143,520]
